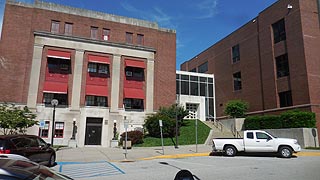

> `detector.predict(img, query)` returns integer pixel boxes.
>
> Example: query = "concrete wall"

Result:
[219,118,319,148]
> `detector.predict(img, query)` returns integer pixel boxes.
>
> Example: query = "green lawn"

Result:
[134,119,211,147]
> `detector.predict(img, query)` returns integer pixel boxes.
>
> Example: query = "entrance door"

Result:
[85,117,103,145]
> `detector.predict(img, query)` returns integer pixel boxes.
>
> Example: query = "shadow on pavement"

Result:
[209,151,297,158]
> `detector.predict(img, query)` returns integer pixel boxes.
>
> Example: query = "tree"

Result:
[224,100,249,118]
[144,114,175,138]
[0,104,37,135]
[158,104,188,124]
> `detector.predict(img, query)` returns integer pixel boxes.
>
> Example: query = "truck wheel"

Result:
[224,145,236,157]
[279,146,292,158]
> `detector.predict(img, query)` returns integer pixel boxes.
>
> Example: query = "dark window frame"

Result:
[232,44,240,63]
[272,19,286,44]
[51,20,60,33]
[124,98,144,111]
[279,91,293,107]
[233,72,242,91]
[90,26,98,39]
[137,34,144,45]
[126,32,133,44]
[85,95,108,107]
[125,67,144,81]
[88,62,110,77]
[47,57,71,74]
[54,122,64,138]
[276,54,289,78]
[198,62,208,73]
[43,93,68,107]
[64,22,73,35]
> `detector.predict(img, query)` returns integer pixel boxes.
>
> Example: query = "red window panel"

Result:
[123,88,145,99]
[125,59,146,69]
[88,55,110,64]
[47,50,71,59]
[43,81,68,94]
[86,85,108,97]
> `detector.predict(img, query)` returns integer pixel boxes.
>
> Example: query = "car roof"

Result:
[0,134,39,139]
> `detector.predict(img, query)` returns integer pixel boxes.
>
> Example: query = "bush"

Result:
[120,130,144,145]
[244,110,316,130]
[144,114,176,138]
[280,110,316,128]
[224,100,249,118]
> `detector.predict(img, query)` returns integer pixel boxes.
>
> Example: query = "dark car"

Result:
[0,158,72,180]
[0,135,56,167]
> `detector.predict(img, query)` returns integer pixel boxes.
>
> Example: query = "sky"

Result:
[0,0,278,69]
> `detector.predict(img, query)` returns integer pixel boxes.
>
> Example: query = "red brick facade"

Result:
[0,1,176,110]
[181,0,320,137]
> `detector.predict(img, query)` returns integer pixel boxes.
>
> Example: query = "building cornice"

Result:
[34,31,157,53]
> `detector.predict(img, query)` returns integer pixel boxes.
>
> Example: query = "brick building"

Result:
[181,0,320,137]
[0,0,176,147]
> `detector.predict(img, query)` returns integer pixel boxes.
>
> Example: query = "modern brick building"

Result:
[0,0,176,147]
[181,0,320,137]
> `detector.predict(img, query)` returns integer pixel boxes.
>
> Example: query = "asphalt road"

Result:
[56,155,320,180]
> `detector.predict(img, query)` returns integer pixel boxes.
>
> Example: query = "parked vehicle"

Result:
[212,130,301,158]
[0,154,29,161]
[0,135,56,166]
[0,158,73,180]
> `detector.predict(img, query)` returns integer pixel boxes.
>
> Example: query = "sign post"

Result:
[195,119,198,153]
[159,120,164,155]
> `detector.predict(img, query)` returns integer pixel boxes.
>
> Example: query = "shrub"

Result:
[144,114,176,138]
[280,110,316,128]
[224,100,249,118]
[120,130,144,145]
[244,110,316,130]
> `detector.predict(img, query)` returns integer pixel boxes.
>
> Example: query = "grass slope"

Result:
[135,119,211,147]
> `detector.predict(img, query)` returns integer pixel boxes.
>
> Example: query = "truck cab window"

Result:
[247,132,254,139]
[256,132,271,139]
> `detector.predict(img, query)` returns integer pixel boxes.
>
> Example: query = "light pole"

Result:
[123,116,128,159]
[175,95,179,149]
[51,99,58,146]
[71,118,76,140]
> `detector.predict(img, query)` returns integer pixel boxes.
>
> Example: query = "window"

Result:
[185,103,198,119]
[88,63,109,77]
[43,93,68,107]
[272,19,286,44]
[181,81,189,95]
[39,121,50,138]
[198,62,208,73]
[51,20,60,33]
[103,29,110,40]
[279,91,293,107]
[276,54,289,78]
[124,98,144,111]
[137,34,144,45]
[125,67,144,80]
[47,57,71,74]
[232,44,240,63]
[54,122,64,138]
[126,32,133,44]
[233,72,242,91]
[247,132,254,139]
[256,132,271,140]
[190,68,197,72]
[85,96,108,107]
[90,27,98,39]
[64,23,73,35]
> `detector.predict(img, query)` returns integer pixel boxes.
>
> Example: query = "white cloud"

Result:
[120,2,177,29]
[195,0,218,19]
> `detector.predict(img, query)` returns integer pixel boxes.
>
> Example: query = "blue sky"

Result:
[0,0,277,69]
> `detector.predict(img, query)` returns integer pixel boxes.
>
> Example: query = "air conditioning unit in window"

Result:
[99,69,108,74]
[126,71,133,77]
[103,35,109,41]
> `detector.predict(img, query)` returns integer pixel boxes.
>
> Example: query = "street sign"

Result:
[39,120,45,128]
[159,120,163,127]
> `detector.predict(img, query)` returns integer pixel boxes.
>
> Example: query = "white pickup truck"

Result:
[212,130,301,158]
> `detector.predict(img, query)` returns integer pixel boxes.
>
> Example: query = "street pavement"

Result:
[52,145,320,179]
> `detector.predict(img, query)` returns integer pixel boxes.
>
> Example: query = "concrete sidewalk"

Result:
[56,144,212,162]
[55,144,320,163]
